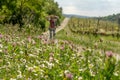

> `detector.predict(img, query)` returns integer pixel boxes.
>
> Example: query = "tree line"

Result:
[93,13,120,22]
[0,0,63,30]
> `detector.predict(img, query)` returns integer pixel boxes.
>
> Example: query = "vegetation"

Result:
[0,0,63,30]
[0,0,120,79]
[95,13,120,22]
[68,17,119,35]
[56,17,120,53]
[0,24,120,80]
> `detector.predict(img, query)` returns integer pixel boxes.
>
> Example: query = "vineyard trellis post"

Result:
[95,17,101,34]
[94,17,100,36]
[117,16,120,38]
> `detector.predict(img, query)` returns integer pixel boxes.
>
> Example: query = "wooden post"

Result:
[118,16,120,32]
[117,16,120,38]
[97,17,100,28]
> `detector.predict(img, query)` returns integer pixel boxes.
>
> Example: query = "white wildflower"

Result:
[10,78,16,80]
[35,48,40,53]
[36,60,40,64]
[13,53,16,56]
[48,62,54,69]
[90,69,95,77]
[64,70,70,74]
[54,59,59,63]
[7,62,11,65]
[34,74,38,76]
[114,72,118,76]
[29,54,36,58]
[27,67,34,72]
[0,49,2,52]
[78,76,83,80]
[17,70,21,74]
[17,73,22,79]
[88,60,90,63]
[0,44,3,48]
[19,51,24,54]
[20,58,26,63]
[89,64,94,69]
[79,69,84,72]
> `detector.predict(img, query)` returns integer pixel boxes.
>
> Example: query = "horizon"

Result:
[54,0,120,17]
[63,13,119,17]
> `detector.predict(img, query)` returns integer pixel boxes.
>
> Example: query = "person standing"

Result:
[47,15,59,39]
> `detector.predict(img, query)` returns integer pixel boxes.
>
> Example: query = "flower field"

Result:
[0,25,120,80]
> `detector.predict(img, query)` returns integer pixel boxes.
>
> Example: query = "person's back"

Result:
[50,18,55,28]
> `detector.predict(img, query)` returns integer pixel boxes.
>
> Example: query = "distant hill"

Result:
[95,13,120,22]
[63,13,120,22]
[63,14,89,18]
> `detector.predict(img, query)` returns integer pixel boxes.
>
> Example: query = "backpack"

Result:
[50,19,55,28]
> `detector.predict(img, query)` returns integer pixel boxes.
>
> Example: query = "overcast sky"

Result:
[54,0,120,17]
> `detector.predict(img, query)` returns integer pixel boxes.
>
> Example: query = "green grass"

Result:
[56,25,120,54]
[0,22,120,80]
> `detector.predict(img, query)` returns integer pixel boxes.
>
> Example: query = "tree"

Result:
[0,0,63,30]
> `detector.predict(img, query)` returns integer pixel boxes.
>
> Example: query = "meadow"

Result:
[0,18,120,80]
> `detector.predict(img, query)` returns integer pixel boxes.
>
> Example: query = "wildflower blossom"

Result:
[113,72,118,76]
[27,67,34,72]
[49,52,54,56]
[105,51,113,57]
[48,62,54,69]
[37,35,43,39]
[54,58,59,63]
[94,42,98,49]
[78,76,83,80]
[64,70,73,80]
[31,39,36,45]
[90,69,95,77]
[0,44,3,48]
[65,73,73,80]
[49,56,54,62]
[29,54,36,58]
[10,78,16,80]
[60,45,65,50]
[27,36,32,43]
[0,34,3,38]
[19,50,24,54]
[42,38,49,44]
[20,58,26,63]
[0,49,2,52]
[17,72,22,79]
[64,70,69,74]
[12,42,17,47]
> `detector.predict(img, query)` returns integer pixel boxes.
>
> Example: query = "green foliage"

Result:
[0,0,63,29]
[56,17,120,53]
[0,26,120,80]
[96,13,120,22]
[68,17,119,36]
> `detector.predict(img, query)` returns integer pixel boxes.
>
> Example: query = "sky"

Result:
[54,0,120,17]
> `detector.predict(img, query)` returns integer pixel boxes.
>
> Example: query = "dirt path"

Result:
[43,18,70,36]
[56,18,70,33]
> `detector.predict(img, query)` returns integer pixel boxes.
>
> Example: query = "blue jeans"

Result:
[49,28,56,39]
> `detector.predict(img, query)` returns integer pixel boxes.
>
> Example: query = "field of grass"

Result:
[56,18,120,54]
[0,21,120,80]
